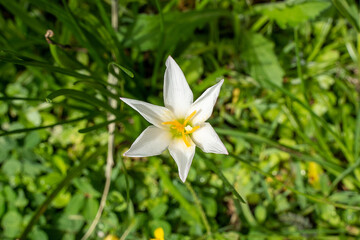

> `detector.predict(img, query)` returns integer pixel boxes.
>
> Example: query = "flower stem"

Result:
[185,182,212,238]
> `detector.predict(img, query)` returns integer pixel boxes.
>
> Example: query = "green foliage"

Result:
[241,32,284,88]
[0,0,359,239]
[257,0,332,29]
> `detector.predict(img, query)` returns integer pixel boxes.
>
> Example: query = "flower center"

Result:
[162,110,200,147]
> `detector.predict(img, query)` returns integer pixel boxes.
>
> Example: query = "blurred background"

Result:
[0,0,359,239]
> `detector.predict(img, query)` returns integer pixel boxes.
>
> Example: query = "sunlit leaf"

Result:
[241,32,284,88]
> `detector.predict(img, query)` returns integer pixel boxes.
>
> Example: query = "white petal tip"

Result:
[179,175,187,183]
[165,55,174,66]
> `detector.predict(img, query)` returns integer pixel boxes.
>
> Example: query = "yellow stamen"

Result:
[182,132,191,147]
[185,125,200,134]
[161,110,199,147]
[184,110,197,125]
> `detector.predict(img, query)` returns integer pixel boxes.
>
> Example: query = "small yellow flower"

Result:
[308,162,321,187]
[104,234,119,240]
[150,227,164,240]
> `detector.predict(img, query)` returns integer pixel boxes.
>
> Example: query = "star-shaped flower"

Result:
[121,56,228,182]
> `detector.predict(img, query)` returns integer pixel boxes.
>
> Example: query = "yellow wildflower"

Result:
[308,162,321,187]
[150,227,165,240]
[104,234,119,240]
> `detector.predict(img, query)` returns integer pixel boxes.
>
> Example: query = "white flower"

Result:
[120,56,228,182]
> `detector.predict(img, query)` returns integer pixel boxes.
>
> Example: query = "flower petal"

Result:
[168,138,196,182]
[164,56,193,118]
[191,123,228,154]
[187,79,224,126]
[120,97,174,129]
[124,126,171,157]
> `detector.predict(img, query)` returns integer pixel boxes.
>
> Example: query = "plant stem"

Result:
[81,1,119,239]
[185,182,212,238]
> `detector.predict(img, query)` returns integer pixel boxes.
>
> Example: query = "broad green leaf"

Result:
[124,9,228,51]
[257,1,331,29]
[241,32,284,88]
[149,203,168,219]
[2,159,21,177]
[24,132,41,150]
[28,228,48,240]
[82,197,99,220]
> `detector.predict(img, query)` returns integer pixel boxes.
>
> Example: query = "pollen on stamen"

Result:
[184,125,193,132]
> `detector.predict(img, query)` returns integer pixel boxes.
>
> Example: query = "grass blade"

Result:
[78,119,117,133]
[198,152,246,203]
[0,114,95,137]
[232,154,360,211]
[47,89,121,118]
[0,49,99,80]
[108,62,134,78]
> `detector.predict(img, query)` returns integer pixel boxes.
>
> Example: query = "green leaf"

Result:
[332,0,360,32]
[241,32,284,88]
[1,211,22,238]
[0,50,98,80]
[149,203,168,219]
[202,197,217,217]
[124,9,228,51]
[258,1,331,29]
[49,44,87,70]
[199,153,246,204]
[0,0,47,34]
[19,151,101,239]
[108,62,134,78]
[28,228,49,240]
[0,193,5,218]
[2,159,21,177]
[154,159,202,223]
[149,220,171,238]
[73,178,101,198]
[0,115,93,137]
[255,205,267,223]
[78,119,116,133]
[82,197,99,220]
[64,193,85,215]
[215,128,347,176]
[47,89,121,118]
[24,132,41,150]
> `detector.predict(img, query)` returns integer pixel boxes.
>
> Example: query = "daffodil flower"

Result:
[121,56,228,182]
